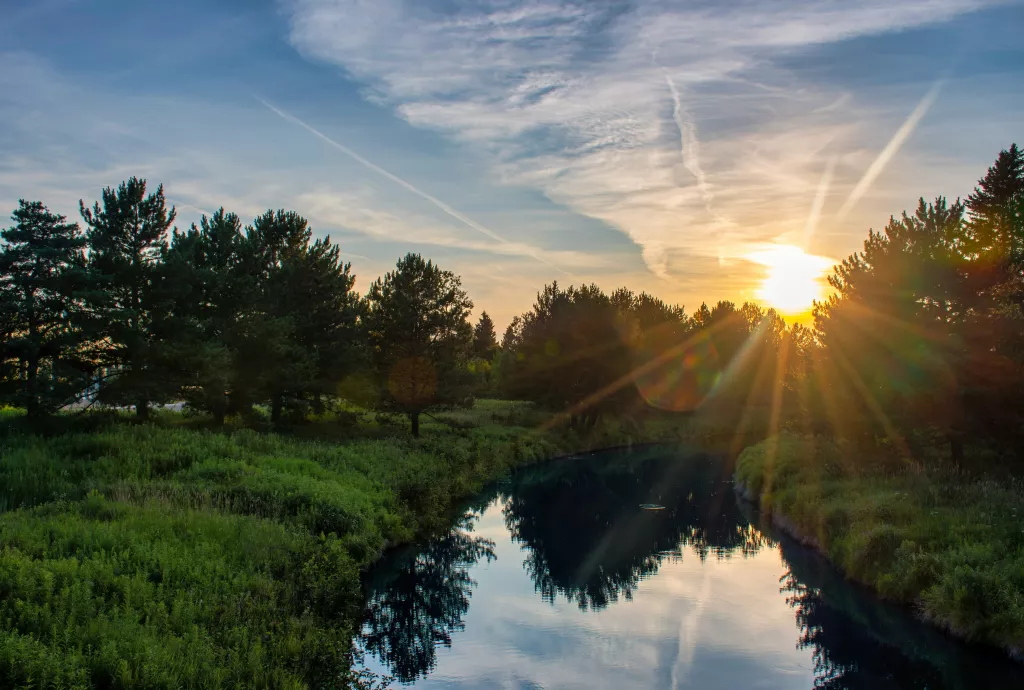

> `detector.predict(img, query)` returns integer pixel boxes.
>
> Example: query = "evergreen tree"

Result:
[162,209,244,423]
[282,235,363,415]
[81,178,176,419]
[812,195,1018,461]
[365,253,474,436]
[0,201,91,418]
[235,209,316,424]
[472,311,498,360]
[967,143,1024,263]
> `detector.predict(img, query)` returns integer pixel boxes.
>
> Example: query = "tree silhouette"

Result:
[503,449,767,611]
[472,311,498,360]
[0,201,91,418]
[80,178,176,419]
[778,537,1024,689]
[360,514,495,683]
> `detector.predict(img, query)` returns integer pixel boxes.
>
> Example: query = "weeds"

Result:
[0,400,684,688]
[737,432,1024,652]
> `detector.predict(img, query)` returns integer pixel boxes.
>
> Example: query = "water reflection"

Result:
[360,513,496,683]
[503,448,766,610]
[359,446,1024,688]
[778,537,1023,689]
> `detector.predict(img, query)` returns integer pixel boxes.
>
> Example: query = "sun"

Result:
[746,245,834,317]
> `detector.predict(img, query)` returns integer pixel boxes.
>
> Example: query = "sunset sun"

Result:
[747,245,834,317]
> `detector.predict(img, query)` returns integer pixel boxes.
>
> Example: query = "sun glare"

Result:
[747,245,834,317]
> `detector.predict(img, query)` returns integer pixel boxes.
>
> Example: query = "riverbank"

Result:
[735,432,1024,658]
[0,401,685,689]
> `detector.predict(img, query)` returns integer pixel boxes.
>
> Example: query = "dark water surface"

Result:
[357,446,1024,689]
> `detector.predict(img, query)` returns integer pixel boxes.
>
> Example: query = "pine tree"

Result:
[365,253,474,436]
[234,210,316,424]
[80,178,176,419]
[0,201,91,418]
[967,143,1023,260]
[162,209,244,423]
[472,312,498,360]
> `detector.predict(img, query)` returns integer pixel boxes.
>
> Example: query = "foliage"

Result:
[0,201,91,418]
[364,254,474,436]
[737,433,1024,651]
[811,144,1024,464]
[0,400,680,688]
[80,178,177,418]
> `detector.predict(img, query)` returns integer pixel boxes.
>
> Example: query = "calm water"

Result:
[357,446,1024,689]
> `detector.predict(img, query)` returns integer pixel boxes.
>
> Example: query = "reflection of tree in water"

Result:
[778,537,1024,690]
[503,449,769,611]
[360,513,495,684]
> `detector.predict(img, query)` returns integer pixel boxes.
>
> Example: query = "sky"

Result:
[1,0,1022,328]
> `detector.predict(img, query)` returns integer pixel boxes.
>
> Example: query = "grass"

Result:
[736,432,1024,653]
[0,401,685,688]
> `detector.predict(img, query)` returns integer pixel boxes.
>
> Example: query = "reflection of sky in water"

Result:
[363,498,815,689]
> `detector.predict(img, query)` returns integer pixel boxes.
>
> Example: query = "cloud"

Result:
[284,0,997,281]
[256,96,576,276]
[295,186,609,270]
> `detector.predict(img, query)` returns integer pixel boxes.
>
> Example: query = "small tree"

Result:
[0,201,91,418]
[81,178,176,419]
[365,253,474,436]
[472,312,498,360]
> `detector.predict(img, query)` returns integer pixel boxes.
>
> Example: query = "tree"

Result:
[0,201,91,418]
[967,143,1023,266]
[811,194,1021,462]
[365,253,474,436]
[161,209,244,423]
[504,282,634,425]
[81,178,176,419]
[282,235,364,416]
[472,311,497,360]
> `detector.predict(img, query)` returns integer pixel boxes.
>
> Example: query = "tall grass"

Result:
[736,432,1024,653]
[0,401,684,688]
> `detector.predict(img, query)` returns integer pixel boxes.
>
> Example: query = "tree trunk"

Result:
[410,411,420,438]
[137,399,149,421]
[271,394,283,426]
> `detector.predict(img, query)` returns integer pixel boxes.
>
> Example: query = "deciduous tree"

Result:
[365,253,474,436]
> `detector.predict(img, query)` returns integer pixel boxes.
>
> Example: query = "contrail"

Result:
[802,155,837,248]
[255,96,571,276]
[664,73,713,207]
[836,80,943,221]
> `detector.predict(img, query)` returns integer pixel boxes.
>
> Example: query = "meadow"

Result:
[0,401,687,689]
[736,432,1024,654]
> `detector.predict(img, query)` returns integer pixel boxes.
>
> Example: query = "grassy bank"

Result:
[736,432,1024,654]
[0,401,682,689]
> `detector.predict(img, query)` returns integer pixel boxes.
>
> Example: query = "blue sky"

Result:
[1,0,1021,327]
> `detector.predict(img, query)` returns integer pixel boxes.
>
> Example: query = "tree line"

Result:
[1,143,1022,460]
[0,180,477,433]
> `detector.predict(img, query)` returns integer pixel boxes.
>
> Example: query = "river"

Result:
[356,445,1024,689]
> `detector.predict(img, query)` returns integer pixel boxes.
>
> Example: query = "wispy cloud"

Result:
[285,0,996,285]
[256,95,573,277]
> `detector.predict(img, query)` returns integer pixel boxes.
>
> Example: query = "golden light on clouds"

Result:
[746,245,835,317]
